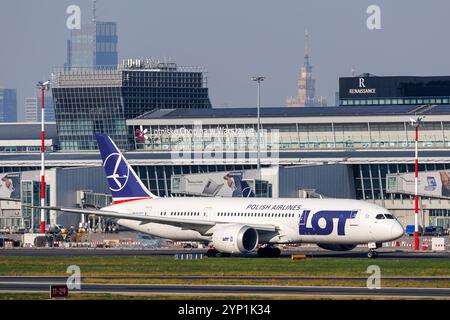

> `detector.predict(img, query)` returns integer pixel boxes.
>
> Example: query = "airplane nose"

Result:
[391,223,404,239]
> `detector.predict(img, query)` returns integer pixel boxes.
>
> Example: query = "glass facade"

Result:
[0,88,17,122]
[20,181,50,231]
[0,146,53,152]
[65,22,118,69]
[25,96,55,122]
[52,62,212,150]
[80,191,113,208]
[341,97,450,106]
[339,75,450,106]
[354,163,450,201]
[429,209,450,229]
[131,120,450,152]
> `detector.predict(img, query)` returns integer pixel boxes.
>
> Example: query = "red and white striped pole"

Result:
[40,85,45,234]
[37,81,50,234]
[414,123,419,251]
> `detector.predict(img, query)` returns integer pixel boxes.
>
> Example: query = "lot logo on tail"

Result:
[104,153,129,192]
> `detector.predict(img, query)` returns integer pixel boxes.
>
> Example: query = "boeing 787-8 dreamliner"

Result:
[46,133,404,258]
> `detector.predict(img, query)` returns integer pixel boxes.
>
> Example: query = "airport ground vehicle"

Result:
[423,226,445,237]
[36,134,404,259]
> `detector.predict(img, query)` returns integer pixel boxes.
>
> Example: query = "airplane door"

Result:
[203,207,213,220]
[145,206,152,216]
[349,210,360,226]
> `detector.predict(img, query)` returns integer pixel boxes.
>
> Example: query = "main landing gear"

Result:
[257,245,281,258]
[206,249,230,257]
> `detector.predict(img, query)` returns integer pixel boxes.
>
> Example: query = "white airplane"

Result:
[47,133,404,258]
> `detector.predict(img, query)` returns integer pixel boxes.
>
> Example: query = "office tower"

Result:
[0,88,17,122]
[25,96,55,122]
[52,59,212,151]
[65,1,118,70]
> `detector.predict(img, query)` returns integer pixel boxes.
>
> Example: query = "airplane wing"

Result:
[26,205,277,235]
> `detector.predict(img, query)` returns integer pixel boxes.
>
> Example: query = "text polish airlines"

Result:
[51,133,404,258]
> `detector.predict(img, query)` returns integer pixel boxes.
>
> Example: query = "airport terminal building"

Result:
[1,73,450,232]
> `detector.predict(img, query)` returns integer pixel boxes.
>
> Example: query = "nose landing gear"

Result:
[367,249,378,259]
[367,242,381,259]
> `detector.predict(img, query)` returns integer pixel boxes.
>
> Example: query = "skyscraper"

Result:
[287,31,327,107]
[25,96,55,122]
[65,2,118,70]
[52,59,212,151]
[0,88,17,122]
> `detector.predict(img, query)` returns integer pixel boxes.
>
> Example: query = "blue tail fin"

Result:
[95,133,156,203]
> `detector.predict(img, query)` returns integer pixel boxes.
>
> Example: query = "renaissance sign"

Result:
[347,78,376,95]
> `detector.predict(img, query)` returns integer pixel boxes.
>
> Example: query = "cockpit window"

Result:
[375,214,385,220]
[384,214,395,219]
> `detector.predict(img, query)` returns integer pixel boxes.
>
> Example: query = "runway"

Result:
[0,279,449,298]
[0,248,448,259]
[1,275,449,282]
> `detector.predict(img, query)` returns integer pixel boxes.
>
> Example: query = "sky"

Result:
[1,0,450,120]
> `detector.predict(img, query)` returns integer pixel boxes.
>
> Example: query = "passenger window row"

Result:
[161,212,200,216]
[217,212,294,218]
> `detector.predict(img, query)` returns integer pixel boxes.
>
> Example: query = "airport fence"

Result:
[356,236,449,251]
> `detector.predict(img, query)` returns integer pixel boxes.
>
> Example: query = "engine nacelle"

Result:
[211,224,259,254]
[317,244,357,251]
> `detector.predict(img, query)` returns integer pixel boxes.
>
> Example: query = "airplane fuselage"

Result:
[103,197,404,245]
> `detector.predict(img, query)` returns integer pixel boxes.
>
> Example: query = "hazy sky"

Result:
[1,0,450,120]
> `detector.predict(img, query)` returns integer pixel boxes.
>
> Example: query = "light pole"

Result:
[36,80,50,234]
[251,76,265,170]
[409,114,425,251]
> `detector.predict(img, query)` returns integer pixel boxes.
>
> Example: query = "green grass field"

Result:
[0,255,449,277]
[0,255,448,299]
[0,293,411,300]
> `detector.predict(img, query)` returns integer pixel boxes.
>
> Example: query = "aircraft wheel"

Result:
[206,249,218,257]
[217,252,231,257]
[257,247,268,257]
[367,251,377,259]
[257,246,281,257]
[272,247,281,257]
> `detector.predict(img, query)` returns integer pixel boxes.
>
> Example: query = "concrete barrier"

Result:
[431,237,446,251]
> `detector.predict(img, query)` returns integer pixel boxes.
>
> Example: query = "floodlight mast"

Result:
[251,76,265,170]
[410,115,425,251]
[36,81,50,234]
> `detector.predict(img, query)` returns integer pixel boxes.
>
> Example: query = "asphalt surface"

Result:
[0,280,449,298]
[0,248,449,259]
[1,275,449,282]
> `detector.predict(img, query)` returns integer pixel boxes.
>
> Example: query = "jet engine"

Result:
[317,244,357,251]
[211,224,259,254]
